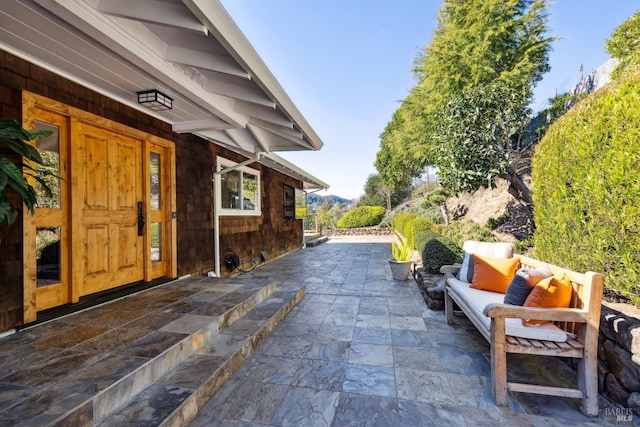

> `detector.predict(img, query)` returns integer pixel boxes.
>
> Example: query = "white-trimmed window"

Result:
[217,157,261,215]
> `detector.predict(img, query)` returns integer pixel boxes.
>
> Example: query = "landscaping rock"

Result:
[605,372,631,405]
[414,268,445,311]
[628,392,640,415]
[600,305,640,355]
[604,340,640,392]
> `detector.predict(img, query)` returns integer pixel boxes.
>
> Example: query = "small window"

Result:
[217,157,261,215]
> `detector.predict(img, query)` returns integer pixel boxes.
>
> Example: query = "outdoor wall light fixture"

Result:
[137,89,173,111]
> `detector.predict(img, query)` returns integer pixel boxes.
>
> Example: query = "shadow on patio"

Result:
[0,236,633,426]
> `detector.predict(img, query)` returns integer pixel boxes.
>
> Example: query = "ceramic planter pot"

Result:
[388,259,413,281]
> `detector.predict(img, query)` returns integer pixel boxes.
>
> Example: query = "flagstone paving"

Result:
[0,235,635,426]
[190,235,635,426]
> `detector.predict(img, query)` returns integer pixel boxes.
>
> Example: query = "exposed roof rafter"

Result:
[6,0,326,189]
[97,0,208,34]
[172,118,231,133]
[164,45,248,78]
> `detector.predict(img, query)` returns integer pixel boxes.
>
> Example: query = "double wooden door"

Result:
[24,94,176,319]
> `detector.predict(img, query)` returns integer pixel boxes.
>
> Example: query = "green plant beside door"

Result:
[0,118,56,227]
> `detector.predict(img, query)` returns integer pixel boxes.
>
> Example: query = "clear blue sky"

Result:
[219,1,638,200]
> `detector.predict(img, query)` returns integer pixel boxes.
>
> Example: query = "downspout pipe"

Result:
[212,152,265,277]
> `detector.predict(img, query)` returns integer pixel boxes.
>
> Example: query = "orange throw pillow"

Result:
[470,254,519,294]
[522,274,573,325]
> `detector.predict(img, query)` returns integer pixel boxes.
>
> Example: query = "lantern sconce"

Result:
[137,89,173,111]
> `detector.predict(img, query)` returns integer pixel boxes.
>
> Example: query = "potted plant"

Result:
[388,230,414,281]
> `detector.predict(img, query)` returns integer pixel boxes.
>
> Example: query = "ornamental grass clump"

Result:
[391,230,413,261]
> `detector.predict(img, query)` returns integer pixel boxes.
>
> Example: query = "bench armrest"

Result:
[440,263,461,276]
[483,303,589,323]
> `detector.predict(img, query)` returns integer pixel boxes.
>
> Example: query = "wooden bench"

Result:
[442,251,604,416]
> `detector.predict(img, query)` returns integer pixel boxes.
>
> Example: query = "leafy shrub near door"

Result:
[0,119,55,227]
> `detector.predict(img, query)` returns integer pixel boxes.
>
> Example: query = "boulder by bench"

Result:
[441,241,604,416]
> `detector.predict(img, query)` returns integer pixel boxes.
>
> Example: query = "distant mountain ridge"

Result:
[307,194,351,206]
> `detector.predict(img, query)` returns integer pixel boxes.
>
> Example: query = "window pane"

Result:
[242,173,258,211]
[221,169,241,209]
[35,121,60,208]
[37,227,60,287]
[151,222,162,262]
[150,152,161,210]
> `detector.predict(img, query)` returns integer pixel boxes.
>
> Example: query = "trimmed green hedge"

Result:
[532,69,640,304]
[405,217,436,250]
[421,236,462,273]
[337,206,386,228]
[392,212,417,234]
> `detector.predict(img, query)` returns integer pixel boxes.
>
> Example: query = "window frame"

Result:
[216,156,261,216]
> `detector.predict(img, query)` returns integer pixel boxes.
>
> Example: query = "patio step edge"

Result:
[51,282,278,426]
[96,286,306,427]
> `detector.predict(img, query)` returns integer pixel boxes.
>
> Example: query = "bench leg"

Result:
[490,318,508,406]
[444,285,453,324]
[578,349,599,416]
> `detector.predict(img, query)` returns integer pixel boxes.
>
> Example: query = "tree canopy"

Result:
[606,9,640,78]
[376,0,554,203]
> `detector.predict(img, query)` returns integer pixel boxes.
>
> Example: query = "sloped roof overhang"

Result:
[0,0,328,190]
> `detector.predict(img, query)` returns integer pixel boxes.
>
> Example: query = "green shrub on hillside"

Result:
[336,206,386,228]
[421,236,463,273]
[405,217,436,250]
[533,69,640,304]
[437,220,497,249]
[392,212,417,234]
[415,229,442,256]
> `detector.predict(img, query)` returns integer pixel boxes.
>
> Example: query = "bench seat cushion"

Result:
[447,277,568,342]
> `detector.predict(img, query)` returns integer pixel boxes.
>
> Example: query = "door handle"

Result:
[137,202,145,236]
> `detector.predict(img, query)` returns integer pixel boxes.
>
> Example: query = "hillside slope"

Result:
[445,145,534,241]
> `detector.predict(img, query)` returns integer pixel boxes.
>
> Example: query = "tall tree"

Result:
[375,108,426,194]
[606,9,640,78]
[379,0,553,204]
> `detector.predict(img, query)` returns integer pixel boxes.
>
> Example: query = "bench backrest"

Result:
[518,254,604,338]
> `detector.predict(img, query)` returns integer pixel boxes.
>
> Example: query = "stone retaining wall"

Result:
[599,305,640,416]
[324,227,392,236]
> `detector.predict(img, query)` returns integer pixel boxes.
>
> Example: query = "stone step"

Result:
[26,281,279,426]
[96,287,305,427]
[305,236,328,247]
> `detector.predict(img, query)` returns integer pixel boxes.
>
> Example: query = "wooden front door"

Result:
[22,92,177,321]
[71,120,145,296]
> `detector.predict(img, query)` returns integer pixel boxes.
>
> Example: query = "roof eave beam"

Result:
[97,0,208,34]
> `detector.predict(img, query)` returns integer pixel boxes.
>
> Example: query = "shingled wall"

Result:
[0,50,304,330]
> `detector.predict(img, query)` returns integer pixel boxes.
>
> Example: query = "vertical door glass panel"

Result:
[151,222,162,262]
[34,121,60,208]
[242,173,258,210]
[37,227,60,286]
[221,169,241,209]
[150,152,161,210]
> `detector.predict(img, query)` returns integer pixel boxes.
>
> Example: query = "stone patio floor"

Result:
[189,235,633,426]
[0,235,635,426]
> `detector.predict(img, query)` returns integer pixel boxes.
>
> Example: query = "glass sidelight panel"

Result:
[37,227,61,286]
[150,152,161,210]
[34,121,61,208]
[151,222,162,263]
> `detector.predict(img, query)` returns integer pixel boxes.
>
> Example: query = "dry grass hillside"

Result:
[444,146,535,241]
